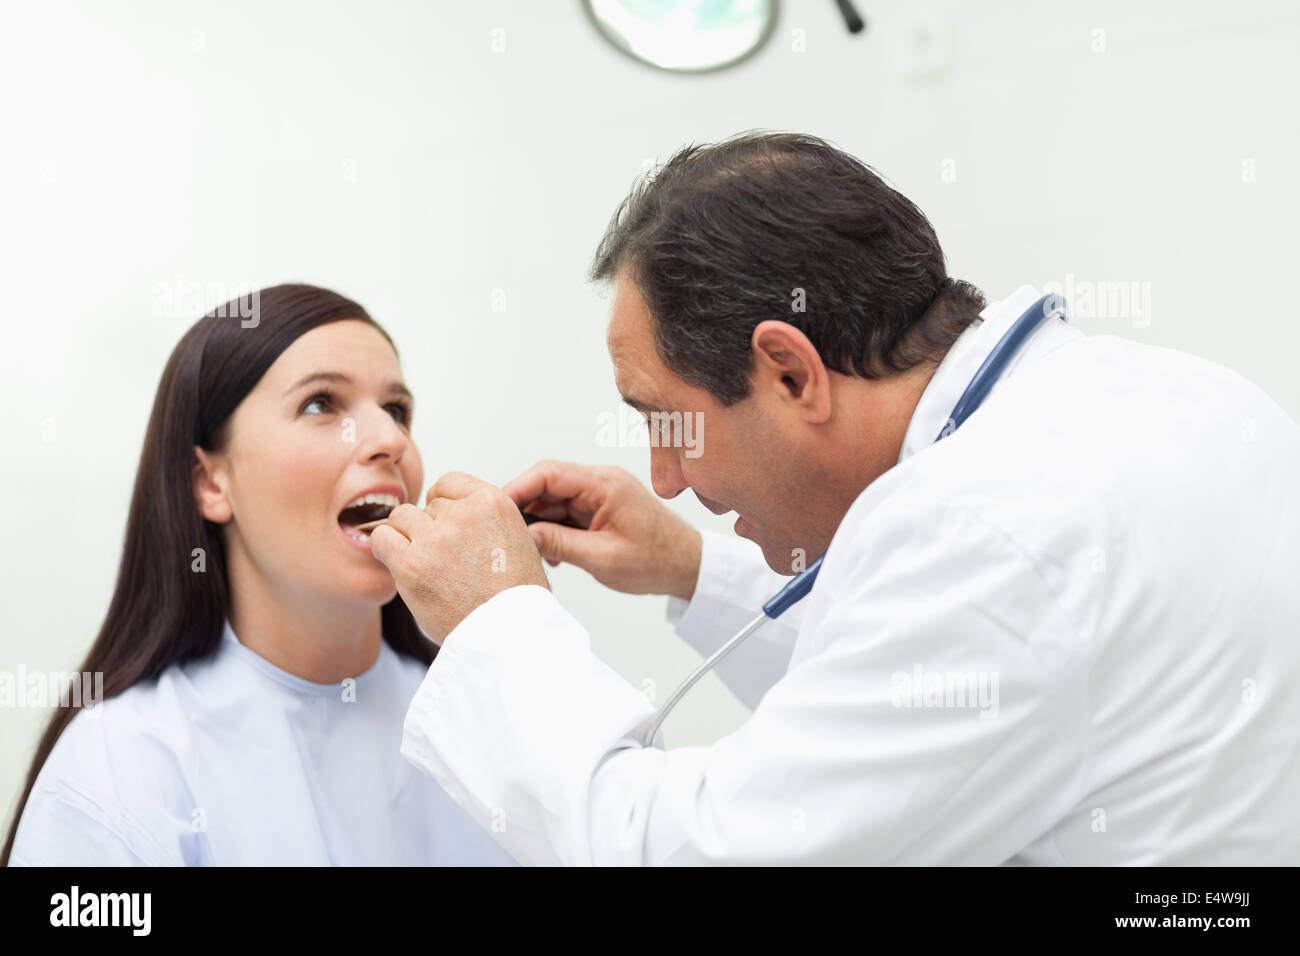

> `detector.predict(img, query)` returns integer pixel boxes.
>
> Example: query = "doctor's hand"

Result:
[504,460,702,601]
[369,472,549,644]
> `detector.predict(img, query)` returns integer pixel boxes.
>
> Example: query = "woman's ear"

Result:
[193,447,233,523]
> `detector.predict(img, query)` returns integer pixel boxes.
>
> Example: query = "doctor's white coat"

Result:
[400,286,1300,865]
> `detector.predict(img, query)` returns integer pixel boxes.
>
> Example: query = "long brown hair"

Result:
[2,284,435,863]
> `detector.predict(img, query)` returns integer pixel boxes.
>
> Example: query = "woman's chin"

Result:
[331,526,400,602]
[333,559,399,603]
[341,576,399,607]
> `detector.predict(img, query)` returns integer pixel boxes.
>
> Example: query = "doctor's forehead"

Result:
[608,272,666,359]
[606,276,664,394]
[605,276,651,346]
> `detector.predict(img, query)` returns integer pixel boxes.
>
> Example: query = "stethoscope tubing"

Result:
[641,293,1066,747]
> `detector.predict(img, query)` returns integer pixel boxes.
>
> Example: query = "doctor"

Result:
[370,132,1300,865]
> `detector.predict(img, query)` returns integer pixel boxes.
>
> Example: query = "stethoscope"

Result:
[641,292,1068,747]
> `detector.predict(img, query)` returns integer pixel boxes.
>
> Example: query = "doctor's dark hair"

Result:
[1,284,434,865]
[591,131,987,405]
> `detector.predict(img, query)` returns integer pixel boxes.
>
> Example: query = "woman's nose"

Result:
[357,406,410,464]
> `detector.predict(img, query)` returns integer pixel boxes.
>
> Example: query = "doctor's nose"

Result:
[649,443,688,500]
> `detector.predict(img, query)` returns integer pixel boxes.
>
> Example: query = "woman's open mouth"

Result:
[338,492,401,548]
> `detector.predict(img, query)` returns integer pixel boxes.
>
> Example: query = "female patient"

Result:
[3,284,515,865]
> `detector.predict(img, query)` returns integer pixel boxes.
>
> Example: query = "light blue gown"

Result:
[8,621,518,866]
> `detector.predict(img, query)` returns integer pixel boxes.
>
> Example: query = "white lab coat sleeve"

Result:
[401,584,661,866]
[663,529,802,709]
[401,500,1090,865]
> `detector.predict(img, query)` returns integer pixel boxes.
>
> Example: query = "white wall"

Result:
[2,0,1297,833]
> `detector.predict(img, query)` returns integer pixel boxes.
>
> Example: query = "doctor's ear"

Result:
[750,320,831,422]
[192,446,233,524]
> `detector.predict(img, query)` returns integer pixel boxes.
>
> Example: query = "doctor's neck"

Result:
[812,357,941,512]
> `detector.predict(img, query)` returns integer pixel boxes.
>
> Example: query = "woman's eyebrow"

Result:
[282,371,412,401]
[284,370,352,396]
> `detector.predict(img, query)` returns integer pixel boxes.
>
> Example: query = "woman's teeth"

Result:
[342,524,372,545]
[343,492,401,511]
[338,493,401,538]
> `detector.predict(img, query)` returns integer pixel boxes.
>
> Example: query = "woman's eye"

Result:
[302,393,333,416]
[300,391,410,424]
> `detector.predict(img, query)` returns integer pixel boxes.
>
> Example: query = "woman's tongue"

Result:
[340,502,390,525]
[338,502,391,542]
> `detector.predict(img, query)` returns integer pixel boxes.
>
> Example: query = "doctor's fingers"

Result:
[367,523,411,570]
[424,470,495,506]
[529,519,617,571]
[504,460,622,516]
[383,502,435,541]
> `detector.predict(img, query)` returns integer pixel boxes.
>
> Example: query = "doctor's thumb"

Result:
[529,521,604,571]
[529,522,567,567]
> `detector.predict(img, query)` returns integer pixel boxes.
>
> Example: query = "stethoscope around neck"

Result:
[641,293,1068,747]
